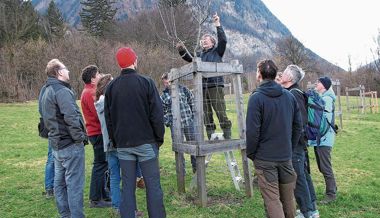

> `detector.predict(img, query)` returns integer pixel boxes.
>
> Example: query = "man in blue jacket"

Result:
[246,60,302,218]
[176,12,232,140]
[309,76,337,204]
[40,59,87,218]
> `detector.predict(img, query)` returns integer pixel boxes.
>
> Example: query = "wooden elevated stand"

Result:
[169,58,253,207]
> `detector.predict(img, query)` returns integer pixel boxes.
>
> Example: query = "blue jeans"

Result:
[292,151,315,217]
[89,135,109,201]
[107,150,144,210]
[107,151,121,209]
[118,144,166,218]
[53,143,85,218]
[170,124,196,171]
[45,142,55,190]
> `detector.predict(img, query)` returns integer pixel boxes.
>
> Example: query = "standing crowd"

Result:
[38,13,337,218]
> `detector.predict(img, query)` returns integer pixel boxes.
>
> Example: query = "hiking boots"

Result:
[320,195,336,204]
[44,189,54,199]
[89,200,112,208]
[136,177,145,189]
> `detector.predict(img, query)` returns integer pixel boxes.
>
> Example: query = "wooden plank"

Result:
[172,142,197,155]
[345,87,350,112]
[346,87,362,92]
[233,75,246,139]
[196,156,207,207]
[202,72,234,78]
[175,152,185,193]
[193,73,204,143]
[233,74,253,197]
[170,78,186,193]
[195,59,243,74]
[335,80,343,129]
[168,62,196,81]
[198,139,246,156]
[240,149,253,197]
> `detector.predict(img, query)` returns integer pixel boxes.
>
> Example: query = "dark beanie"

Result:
[319,76,332,90]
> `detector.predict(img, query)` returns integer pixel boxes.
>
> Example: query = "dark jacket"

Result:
[104,68,165,148]
[39,77,87,150]
[246,80,302,162]
[287,84,308,154]
[179,26,227,89]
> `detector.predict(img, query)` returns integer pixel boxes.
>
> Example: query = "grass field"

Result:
[0,95,379,218]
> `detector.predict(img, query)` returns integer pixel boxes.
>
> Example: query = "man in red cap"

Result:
[105,47,166,218]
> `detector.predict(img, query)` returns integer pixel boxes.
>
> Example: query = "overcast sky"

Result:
[261,0,380,71]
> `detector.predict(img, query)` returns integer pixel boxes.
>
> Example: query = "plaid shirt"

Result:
[161,85,194,127]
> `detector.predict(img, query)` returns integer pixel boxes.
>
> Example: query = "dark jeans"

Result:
[305,149,317,206]
[89,135,109,201]
[314,146,337,198]
[292,151,316,217]
[118,144,166,218]
[254,159,296,218]
[203,87,232,139]
[52,143,85,218]
[170,124,196,171]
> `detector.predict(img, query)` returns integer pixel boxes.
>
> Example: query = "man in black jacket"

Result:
[246,60,302,218]
[281,65,319,218]
[104,47,166,218]
[176,12,232,140]
[40,59,87,218]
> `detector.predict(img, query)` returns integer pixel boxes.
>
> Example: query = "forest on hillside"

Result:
[0,0,379,102]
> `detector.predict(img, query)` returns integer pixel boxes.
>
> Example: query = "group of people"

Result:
[247,61,338,218]
[38,12,337,218]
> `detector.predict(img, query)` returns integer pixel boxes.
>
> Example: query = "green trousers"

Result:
[203,86,232,139]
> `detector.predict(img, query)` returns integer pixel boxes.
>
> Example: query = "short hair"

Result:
[200,34,216,47]
[161,72,168,80]
[257,59,278,80]
[81,65,98,84]
[96,74,112,101]
[284,65,305,84]
[45,59,64,77]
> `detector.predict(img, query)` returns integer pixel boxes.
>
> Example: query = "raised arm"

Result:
[213,13,227,57]
[176,42,194,63]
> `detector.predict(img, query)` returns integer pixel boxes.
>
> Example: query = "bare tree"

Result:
[371,29,380,74]
[274,35,316,72]
[157,0,212,58]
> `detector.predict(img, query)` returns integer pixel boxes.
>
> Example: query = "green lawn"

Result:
[0,96,379,218]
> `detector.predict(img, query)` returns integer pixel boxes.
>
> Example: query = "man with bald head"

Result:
[39,59,87,218]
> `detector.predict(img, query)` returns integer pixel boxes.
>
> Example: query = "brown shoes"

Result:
[136,177,145,189]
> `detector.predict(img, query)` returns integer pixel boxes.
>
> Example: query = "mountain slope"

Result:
[31,0,342,72]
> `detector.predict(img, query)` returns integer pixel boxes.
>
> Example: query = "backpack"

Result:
[38,117,49,138]
[291,88,337,145]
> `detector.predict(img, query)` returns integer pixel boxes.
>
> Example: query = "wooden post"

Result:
[345,87,350,112]
[232,73,253,197]
[170,70,186,193]
[335,80,343,129]
[193,66,207,207]
[375,92,379,113]
[361,85,365,114]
